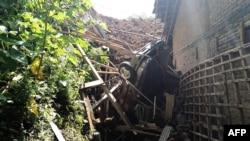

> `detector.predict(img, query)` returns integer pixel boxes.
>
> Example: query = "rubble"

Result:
[78,10,190,141]
[97,14,164,51]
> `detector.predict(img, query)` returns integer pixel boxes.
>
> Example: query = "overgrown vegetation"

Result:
[0,0,107,140]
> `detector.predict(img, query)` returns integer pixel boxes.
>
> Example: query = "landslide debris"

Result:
[98,14,164,51]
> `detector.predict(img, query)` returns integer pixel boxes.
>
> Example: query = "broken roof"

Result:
[153,0,181,42]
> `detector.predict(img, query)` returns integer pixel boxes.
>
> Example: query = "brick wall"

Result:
[172,0,250,74]
[170,1,250,140]
[179,45,250,140]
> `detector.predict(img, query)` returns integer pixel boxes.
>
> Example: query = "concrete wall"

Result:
[172,0,250,73]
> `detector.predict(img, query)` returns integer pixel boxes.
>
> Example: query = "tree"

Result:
[0,0,105,140]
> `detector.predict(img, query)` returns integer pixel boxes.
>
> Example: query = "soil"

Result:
[97,14,164,51]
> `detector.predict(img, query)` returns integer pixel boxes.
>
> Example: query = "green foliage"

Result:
[0,0,103,140]
[88,47,108,64]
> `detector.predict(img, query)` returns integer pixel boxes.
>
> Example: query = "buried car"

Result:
[118,40,181,126]
[118,40,180,96]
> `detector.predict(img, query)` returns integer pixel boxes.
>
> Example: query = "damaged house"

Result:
[154,0,250,140]
[79,0,250,141]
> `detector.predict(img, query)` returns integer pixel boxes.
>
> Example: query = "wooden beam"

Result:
[82,93,95,132]
[159,125,172,141]
[76,31,133,55]
[97,71,119,74]
[90,59,118,72]
[115,125,161,137]
[49,121,66,141]
[80,80,103,89]
[164,93,175,119]
[92,81,122,109]
[76,44,133,128]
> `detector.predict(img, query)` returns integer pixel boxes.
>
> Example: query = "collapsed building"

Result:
[77,0,250,141]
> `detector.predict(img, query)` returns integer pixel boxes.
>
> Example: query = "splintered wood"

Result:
[165,93,175,119]
[76,44,133,129]
[82,93,95,132]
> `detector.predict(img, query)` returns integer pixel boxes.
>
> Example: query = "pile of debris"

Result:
[98,14,164,51]
[78,9,190,141]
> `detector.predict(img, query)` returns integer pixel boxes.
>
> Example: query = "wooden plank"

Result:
[115,125,161,137]
[97,71,119,74]
[92,81,122,109]
[80,80,103,89]
[90,59,118,72]
[165,93,175,119]
[82,93,95,132]
[159,125,172,141]
[77,31,133,55]
[104,61,109,82]
[49,121,66,141]
[76,44,133,128]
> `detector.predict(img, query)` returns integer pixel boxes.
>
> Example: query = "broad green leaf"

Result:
[0,50,18,71]
[54,33,63,38]
[49,10,56,17]
[83,0,92,9]
[0,35,25,45]
[9,47,28,65]
[72,48,82,57]
[75,38,88,50]
[0,0,17,8]
[66,7,75,17]
[22,12,33,20]
[0,57,5,63]
[0,94,7,101]
[68,56,78,66]
[54,12,66,22]
[56,47,66,55]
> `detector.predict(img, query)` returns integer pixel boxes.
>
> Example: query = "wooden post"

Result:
[82,92,95,132]
[164,93,175,120]
[76,44,133,128]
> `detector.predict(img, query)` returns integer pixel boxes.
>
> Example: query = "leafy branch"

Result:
[0,0,105,140]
